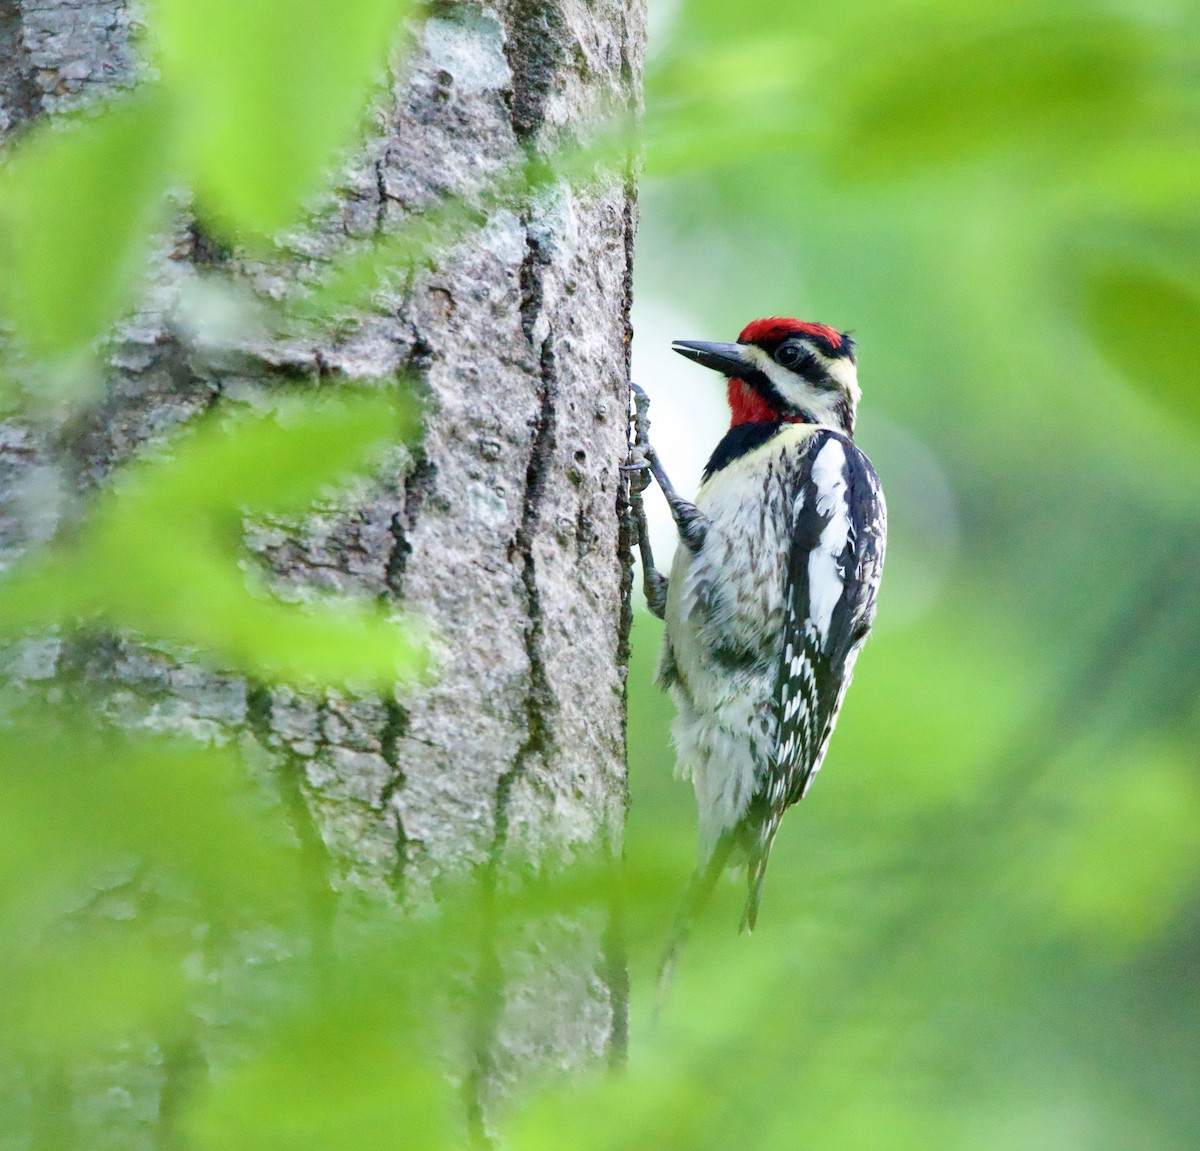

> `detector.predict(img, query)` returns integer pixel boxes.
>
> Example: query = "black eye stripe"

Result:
[737,367,795,412]
[772,343,834,389]
[794,351,825,379]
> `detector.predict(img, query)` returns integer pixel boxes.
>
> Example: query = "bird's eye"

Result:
[774,342,806,369]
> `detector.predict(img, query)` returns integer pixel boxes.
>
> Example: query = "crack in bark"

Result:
[373,158,389,237]
[495,330,557,846]
[384,510,411,600]
[244,682,338,969]
[0,0,42,134]
[603,182,638,1068]
[377,694,411,900]
[186,220,232,266]
[385,337,436,598]
[466,402,558,1144]
[516,229,545,343]
[384,453,435,599]
[465,229,559,1144]
[574,497,592,561]
[503,237,559,821]
[614,181,637,685]
[503,0,567,141]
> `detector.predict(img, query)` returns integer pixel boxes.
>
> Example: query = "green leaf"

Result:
[0,390,429,686]
[152,0,408,237]
[1079,252,1200,429]
[0,709,300,930]
[0,706,307,1061]
[509,1064,704,1151]
[2,932,189,1056]
[185,1010,453,1151]
[0,93,171,374]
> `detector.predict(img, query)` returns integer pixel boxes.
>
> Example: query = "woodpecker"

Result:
[628,316,886,941]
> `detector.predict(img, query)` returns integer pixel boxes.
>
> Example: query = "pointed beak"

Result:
[671,340,754,377]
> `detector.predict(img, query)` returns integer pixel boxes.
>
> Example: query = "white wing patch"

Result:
[807,438,851,647]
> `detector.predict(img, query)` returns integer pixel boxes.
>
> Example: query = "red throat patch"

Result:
[727,378,809,427]
[727,378,775,426]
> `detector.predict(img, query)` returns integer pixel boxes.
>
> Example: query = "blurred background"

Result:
[615,0,1200,1146]
[2,0,1198,1146]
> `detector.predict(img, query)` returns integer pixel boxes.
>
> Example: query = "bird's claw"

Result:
[629,381,652,445]
[622,445,650,472]
[623,446,652,497]
[626,384,656,494]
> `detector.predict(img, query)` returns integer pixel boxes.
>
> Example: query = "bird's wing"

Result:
[743,431,886,927]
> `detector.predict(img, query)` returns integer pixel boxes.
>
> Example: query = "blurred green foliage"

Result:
[150,0,408,235]
[612,0,1200,1146]
[0,0,440,1142]
[0,94,171,373]
[0,393,425,685]
[0,707,297,1052]
[1,0,1198,1147]
[184,1003,454,1151]
[0,0,408,390]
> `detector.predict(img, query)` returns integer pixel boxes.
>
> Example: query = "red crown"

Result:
[738,317,843,349]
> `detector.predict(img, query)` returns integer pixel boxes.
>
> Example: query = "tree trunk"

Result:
[0,0,644,1142]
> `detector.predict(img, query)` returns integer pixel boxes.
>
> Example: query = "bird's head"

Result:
[672,317,860,436]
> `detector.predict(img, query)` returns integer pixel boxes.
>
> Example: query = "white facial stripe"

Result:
[824,357,862,407]
[738,342,860,432]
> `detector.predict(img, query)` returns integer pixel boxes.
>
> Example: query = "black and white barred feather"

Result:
[745,430,885,926]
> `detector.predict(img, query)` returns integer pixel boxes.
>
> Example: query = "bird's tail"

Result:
[655,836,735,1014]
[740,818,781,934]
[740,848,771,934]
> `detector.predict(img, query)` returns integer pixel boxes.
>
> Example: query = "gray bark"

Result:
[0,0,644,1143]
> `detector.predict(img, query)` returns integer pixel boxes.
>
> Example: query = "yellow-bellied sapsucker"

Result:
[628,317,886,942]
